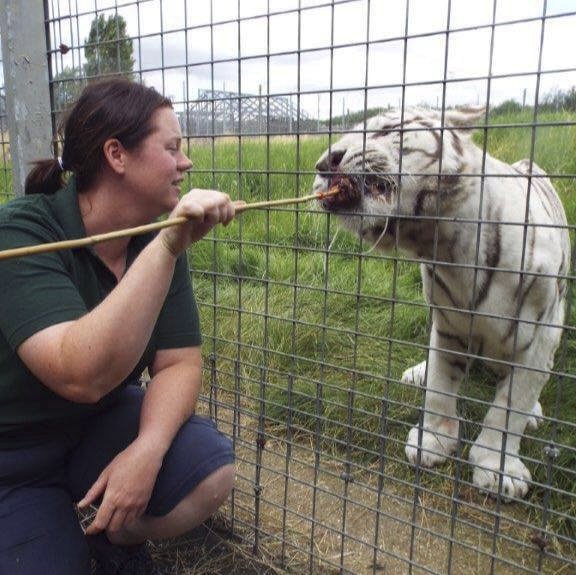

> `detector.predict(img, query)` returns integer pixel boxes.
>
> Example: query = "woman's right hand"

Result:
[78,437,164,537]
[159,189,236,257]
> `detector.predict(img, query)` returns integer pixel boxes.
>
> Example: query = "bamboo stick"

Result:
[0,189,338,262]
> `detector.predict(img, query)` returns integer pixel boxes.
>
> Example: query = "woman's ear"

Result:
[102,138,127,174]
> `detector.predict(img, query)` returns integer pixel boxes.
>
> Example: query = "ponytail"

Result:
[24,158,66,196]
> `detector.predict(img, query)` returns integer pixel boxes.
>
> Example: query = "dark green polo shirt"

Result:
[0,178,201,448]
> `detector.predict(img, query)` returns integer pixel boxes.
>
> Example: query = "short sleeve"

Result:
[0,223,87,350]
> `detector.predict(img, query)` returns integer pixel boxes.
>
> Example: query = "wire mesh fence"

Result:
[1,0,575,573]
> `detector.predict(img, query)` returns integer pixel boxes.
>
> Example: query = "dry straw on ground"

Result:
[149,401,574,574]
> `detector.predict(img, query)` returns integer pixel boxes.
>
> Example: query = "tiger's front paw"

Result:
[405,424,458,467]
[526,401,544,431]
[470,446,531,500]
[401,361,427,387]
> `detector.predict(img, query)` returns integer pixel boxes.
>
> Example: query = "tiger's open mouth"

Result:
[318,175,361,212]
[319,173,394,213]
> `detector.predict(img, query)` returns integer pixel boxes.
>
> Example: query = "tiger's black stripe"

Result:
[472,199,502,309]
[425,265,461,308]
[437,329,469,351]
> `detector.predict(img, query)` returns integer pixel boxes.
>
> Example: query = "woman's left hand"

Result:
[78,437,164,536]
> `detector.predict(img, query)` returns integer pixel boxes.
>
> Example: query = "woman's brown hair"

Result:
[25,78,172,195]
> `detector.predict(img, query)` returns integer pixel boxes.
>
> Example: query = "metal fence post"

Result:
[0,0,53,197]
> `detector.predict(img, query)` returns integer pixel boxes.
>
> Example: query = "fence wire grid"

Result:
[1,1,575,574]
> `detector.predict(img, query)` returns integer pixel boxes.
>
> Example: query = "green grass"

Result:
[475,109,576,210]
[0,166,13,204]
[185,114,576,539]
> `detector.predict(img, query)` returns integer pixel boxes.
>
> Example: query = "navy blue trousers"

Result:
[0,385,234,575]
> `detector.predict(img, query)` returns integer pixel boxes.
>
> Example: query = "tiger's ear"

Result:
[444,106,486,129]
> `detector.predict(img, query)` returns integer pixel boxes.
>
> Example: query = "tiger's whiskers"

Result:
[362,218,389,255]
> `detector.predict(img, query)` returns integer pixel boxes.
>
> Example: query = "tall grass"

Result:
[475,109,576,219]
[0,132,13,203]
[187,112,576,537]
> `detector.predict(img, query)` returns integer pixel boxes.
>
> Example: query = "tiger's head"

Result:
[313,107,485,253]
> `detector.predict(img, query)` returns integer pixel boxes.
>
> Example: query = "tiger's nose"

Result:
[315,149,346,173]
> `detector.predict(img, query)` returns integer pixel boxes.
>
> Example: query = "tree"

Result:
[491,99,523,116]
[84,14,134,80]
[52,66,86,115]
[542,86,576,112]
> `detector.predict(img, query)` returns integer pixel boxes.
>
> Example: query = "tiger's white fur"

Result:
[313,108,569,500]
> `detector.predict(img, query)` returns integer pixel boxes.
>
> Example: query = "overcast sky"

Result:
[35,0,576,118]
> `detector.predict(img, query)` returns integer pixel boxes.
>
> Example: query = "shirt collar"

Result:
[51,176,87,241]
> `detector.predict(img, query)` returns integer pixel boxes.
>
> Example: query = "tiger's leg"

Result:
[469,366,548,500]
[470,313,562,500]
[405,323,469,467]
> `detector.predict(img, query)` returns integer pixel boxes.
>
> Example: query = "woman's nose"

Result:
[179,152,193,171]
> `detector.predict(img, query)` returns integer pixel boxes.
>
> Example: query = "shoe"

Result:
[87,533,166,575]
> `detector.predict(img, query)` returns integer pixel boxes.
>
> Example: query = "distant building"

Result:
[179,89,317,136]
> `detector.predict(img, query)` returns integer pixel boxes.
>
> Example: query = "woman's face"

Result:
[125,106,193,216]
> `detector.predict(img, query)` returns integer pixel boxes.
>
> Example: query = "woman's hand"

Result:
[159,188,236,257]
[78,438,164,537]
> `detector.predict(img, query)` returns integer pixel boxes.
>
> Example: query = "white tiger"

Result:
[312,107,569,500]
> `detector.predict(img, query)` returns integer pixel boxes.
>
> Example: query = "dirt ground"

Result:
[150,428,574,575]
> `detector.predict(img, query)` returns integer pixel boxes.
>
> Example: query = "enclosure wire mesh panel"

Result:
[17,0,576,573]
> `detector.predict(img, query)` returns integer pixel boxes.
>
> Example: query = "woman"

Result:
[0,79,237,574]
